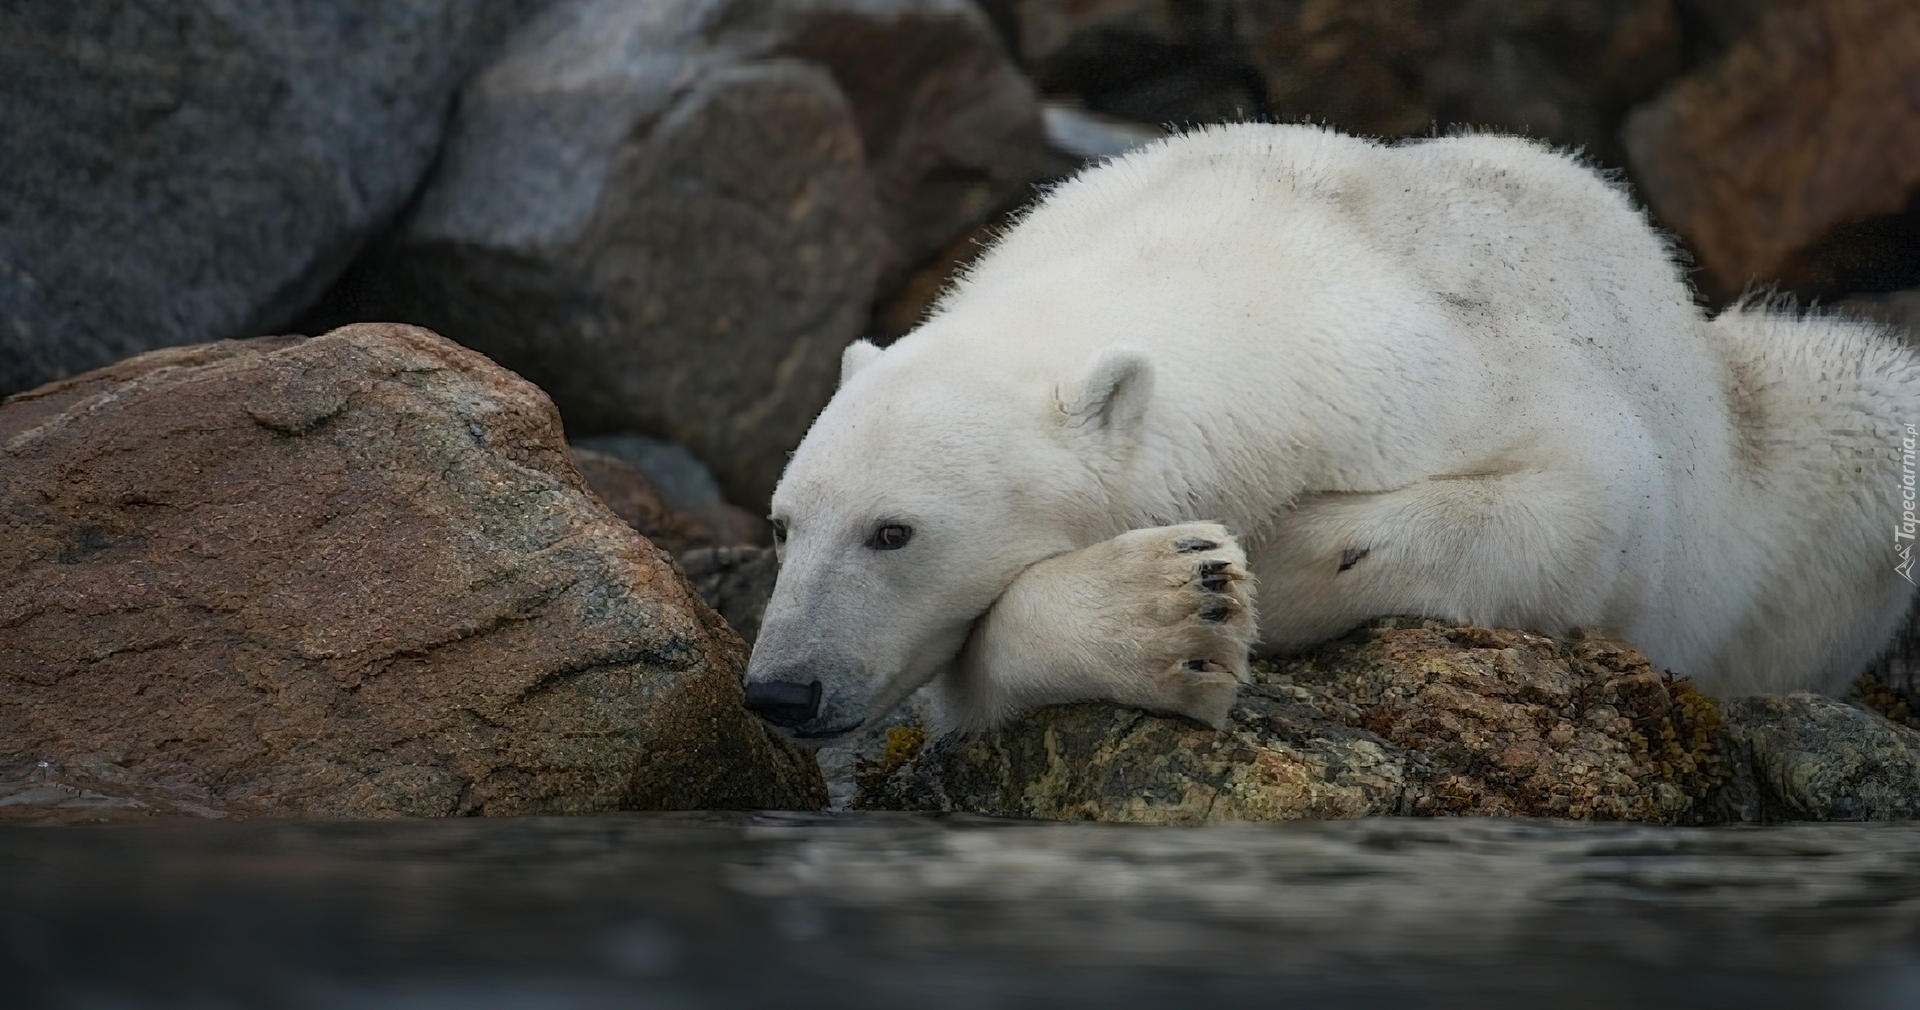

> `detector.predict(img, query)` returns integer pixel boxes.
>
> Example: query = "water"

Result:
[8,813,1920,1009]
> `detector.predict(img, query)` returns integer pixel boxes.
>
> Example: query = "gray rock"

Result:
[0,0,539,398]
[1715,694,1920,822]
[319,0,1050,508]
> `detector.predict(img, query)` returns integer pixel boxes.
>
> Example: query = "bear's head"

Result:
[744,336,1155,742]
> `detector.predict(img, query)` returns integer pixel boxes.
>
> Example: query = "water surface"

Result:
[8,813,1920,1008]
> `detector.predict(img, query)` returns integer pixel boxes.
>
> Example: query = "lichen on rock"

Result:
[857,620,1728,825]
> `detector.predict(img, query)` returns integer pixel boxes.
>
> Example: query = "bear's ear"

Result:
[840,339,883,388]
[1058,346,1153,440]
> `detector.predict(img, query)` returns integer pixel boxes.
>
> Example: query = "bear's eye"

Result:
[870,524,912,550]
[770,519,788,544]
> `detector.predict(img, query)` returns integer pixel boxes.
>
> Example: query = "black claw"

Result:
[1198,559,1229,575]
[1174,536,1219,553]
[1200,604,1231,622]
[1200,575,1229,591]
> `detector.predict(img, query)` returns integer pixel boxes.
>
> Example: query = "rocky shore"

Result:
[5,0,1920,825]
[851,622,1920,826]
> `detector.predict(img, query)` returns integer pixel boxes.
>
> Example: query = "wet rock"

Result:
[858,622,1725,824]
[570,447,765,555]
[1624,0,1920,302]
[1715,694,1920,822]
[0,323,826,820]
[0,757,231,826]
[0,0,538,399]
[317,0,1050,508]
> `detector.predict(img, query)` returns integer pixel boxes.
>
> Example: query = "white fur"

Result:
[747,124,1920,739]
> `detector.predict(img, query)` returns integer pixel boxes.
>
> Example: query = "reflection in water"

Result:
[6,814,1920,1008]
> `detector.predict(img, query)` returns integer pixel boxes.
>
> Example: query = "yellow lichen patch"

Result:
[878,724,926,773]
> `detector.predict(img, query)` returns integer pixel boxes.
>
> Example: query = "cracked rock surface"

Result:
[0,323,825,821]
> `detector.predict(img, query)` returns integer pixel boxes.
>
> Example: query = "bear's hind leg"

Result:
[1248,467,1616,653]
[936,523,1258,731]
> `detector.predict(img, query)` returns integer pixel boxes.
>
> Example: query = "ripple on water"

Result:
[6,814,1920,1009]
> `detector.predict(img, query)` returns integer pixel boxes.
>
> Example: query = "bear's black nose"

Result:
[743,680,822,728]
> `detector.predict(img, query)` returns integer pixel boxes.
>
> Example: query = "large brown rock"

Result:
[1624,0,1920,302]
[859,622,1725,824]
[0,323,825,821]
[316,0,1051,508]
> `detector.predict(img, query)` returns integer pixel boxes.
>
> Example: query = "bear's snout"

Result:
[743,679,822,729]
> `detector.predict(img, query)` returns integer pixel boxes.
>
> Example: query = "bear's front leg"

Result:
[937,522,1256,731]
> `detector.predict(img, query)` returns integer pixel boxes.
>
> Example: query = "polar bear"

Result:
[741,124,1920,742]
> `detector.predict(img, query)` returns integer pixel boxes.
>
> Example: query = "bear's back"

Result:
[940,125,1718,473]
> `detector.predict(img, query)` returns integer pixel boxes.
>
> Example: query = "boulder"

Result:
[1235,0,1685,167]
[315,0,1051,508]
[0,323,826,822]
[985,0,1687,167]
[1714,694,1920,821]
[1624,0,1920,302]
[857,622,1725,824]
[0,0,538,399]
